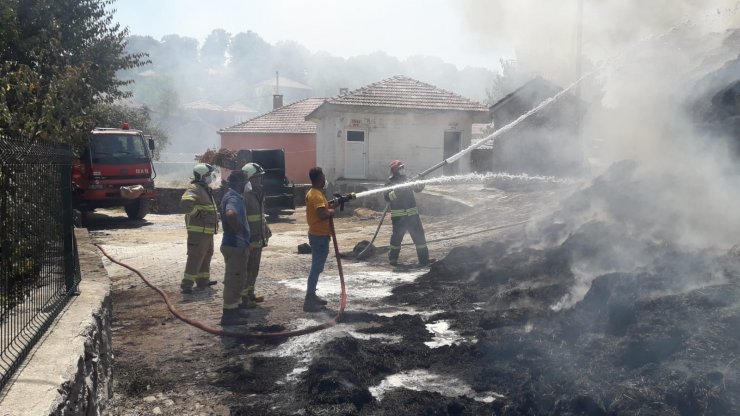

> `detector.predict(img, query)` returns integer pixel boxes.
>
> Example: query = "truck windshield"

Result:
[85,134,149,164]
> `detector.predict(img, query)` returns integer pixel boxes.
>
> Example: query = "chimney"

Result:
[273,94,283,109]
[339,88,349,95]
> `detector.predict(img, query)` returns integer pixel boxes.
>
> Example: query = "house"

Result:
[218,97,325,183]
[305,75,489,185]
[488,76,585,176]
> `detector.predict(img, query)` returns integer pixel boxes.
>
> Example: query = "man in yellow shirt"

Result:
[304,167,334,312]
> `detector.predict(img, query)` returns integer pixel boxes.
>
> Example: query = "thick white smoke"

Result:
[461,1,740,307]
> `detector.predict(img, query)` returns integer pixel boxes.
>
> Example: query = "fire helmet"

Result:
[192,163,214,182]
[389,160,405,175]
[242,162,265,179]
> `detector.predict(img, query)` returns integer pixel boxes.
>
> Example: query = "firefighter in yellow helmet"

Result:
[180,163,219,293]
[240,162,272,308]
[383,160,429,267]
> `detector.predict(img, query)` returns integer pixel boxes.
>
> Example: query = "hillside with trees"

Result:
[117,29,500,155]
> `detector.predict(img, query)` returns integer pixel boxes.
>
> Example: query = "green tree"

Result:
[201,29,231,69]
[0,0,146,148]
[228,31,272,86]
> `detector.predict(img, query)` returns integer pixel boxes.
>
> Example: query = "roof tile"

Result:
[220,98,325,134]
[324,75,488,112]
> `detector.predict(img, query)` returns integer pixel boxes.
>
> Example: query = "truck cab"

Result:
[72,123,156,222]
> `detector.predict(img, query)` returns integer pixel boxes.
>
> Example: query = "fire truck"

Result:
[71,123,156,224]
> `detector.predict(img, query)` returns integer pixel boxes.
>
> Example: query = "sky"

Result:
[111,0,510,71]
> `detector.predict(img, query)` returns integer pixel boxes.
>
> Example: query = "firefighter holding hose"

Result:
[384,160,430,267]
[180,163,219,294]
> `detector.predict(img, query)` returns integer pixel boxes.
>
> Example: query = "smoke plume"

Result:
[462,1,740,307]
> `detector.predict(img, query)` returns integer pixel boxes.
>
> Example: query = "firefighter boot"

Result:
[388,249,401,266]
[416,246,430,267]
[246,286,264,303]
[195,278,218,289]
[220,309,249,326]
[180,280,193,294]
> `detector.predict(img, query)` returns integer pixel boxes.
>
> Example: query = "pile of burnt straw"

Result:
[281,160,740,415]
[220,160,740,415]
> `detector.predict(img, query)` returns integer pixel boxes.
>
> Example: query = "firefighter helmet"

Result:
[242,162,265,179]
[389,160,405,175]
[193,163,214,182]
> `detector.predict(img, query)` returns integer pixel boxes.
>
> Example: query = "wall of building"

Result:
[315,111,476,184]
[221,133,316,184]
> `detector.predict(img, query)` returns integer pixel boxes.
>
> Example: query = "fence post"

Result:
[60,159,77,292]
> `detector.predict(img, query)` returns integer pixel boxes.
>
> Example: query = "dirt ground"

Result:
[96,183,559,416]
[95,171,740,415]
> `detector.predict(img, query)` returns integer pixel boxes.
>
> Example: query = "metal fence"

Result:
[0,135,81,391]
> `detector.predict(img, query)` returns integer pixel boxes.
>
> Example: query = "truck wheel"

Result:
[125,198,150,220]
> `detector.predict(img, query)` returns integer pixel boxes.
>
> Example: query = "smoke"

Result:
[461,0,740,83]
[461,1,740,308]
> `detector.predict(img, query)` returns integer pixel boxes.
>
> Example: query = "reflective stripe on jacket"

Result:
[181,182,218,234]
[390,207,419,217]
[244,190,268,247]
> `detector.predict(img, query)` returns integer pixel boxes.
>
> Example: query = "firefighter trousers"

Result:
[220,245,249,310]
[182,232,214,287]
[244,246,263,298]
[388,214,429,264]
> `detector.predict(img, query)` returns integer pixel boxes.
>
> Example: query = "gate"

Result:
[0,135,81,390]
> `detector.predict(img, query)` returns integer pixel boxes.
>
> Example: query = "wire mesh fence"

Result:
[0,135,81,391]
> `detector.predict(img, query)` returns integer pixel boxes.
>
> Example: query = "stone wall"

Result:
[0,230,112,416]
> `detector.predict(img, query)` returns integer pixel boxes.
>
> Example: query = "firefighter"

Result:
[219,169,252,326]
[180,163,219,294]
[383,160,430,267]
[240,162,272,308]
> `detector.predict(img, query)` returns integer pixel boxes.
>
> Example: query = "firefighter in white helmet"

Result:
[179,163,219,293]
[239,162,272,308]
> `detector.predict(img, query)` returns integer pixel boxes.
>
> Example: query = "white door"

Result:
[344,130,366,179]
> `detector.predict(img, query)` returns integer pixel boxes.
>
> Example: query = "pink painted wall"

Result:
[220,133,316,184]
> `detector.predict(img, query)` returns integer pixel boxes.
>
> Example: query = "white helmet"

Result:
[242,162,265,179]
[193,163,214,182]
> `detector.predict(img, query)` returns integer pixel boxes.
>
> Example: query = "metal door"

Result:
[443,131,461,175]
[345,130,366,179]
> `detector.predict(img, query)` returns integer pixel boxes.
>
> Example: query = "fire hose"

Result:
[93,195,356,339]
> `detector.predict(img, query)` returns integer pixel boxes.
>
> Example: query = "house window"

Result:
[347,131,365,141]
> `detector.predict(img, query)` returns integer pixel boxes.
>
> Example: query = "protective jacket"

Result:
[244,189,270,247]
[180,182,218,234]
[383,174,424,217]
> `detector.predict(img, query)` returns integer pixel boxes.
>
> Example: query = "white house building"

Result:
[305,76,490,184]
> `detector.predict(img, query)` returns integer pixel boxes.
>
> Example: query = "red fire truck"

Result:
[71,123,156,224]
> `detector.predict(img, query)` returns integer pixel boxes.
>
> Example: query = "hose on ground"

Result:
[93,216,347,340]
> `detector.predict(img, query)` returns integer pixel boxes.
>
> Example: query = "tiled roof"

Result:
[319,75,488,112]
[219,98,325,134]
